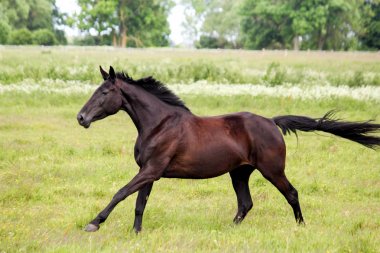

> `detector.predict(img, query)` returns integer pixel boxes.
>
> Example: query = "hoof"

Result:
[134,227,142,234]
[297,219,306,226]
[84,223,99,232]
[233,214,244,224]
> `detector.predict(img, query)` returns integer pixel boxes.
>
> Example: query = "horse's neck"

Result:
[120,83,176,134]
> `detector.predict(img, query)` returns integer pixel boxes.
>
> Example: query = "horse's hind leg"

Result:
[257,160,304,224]
[229,166,254,224]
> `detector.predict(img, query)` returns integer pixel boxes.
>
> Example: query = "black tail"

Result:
[273,111,380,149]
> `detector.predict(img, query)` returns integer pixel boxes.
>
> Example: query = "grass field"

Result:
[0,47,379,252]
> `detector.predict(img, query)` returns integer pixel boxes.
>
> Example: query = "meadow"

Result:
[0,47,379,252]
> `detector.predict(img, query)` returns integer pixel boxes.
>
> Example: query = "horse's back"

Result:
[193,111,285,159]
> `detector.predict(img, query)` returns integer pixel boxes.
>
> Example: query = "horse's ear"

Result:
[109,66,116,81]
[99,66,109,80]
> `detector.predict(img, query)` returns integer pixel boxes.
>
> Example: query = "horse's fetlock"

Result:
[246,202,253,211]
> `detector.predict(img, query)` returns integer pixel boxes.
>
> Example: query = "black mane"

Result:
[116,72,189,111]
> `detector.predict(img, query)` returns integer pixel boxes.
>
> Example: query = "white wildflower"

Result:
[1,79,379,101]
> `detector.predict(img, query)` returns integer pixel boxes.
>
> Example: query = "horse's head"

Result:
[77,66,123,128]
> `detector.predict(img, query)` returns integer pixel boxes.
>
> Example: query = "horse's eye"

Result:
[102,90,109,95]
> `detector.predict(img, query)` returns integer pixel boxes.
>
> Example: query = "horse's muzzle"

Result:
[77,113,91,128]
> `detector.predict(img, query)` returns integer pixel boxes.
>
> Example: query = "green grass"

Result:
[0,90,379,252]
[1,46,380,86]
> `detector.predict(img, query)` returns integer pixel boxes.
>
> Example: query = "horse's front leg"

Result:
[84,169,160,232]
[133,182,153,233]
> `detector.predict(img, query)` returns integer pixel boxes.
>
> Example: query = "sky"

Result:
[55,0,186,45]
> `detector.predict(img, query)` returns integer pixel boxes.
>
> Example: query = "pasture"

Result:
[0,47,379,252]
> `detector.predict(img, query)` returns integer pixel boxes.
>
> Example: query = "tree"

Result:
[33,29,57,45]
[240,0,365,50]
[76,0,118,45]
[9,29,34,45]
[75,0,172,47]
[0,0,66,45]
[240,0,292,49]
[360,0,380,49]
[181,0,243,48]
[1,0,53,30]
[180,0,206,46]
[0,21,11,44]
[300,0,363,50]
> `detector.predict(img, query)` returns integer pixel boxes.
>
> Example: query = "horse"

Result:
[77,66,380,233]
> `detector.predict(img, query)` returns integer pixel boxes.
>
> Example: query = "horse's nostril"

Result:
[77,113,84,123]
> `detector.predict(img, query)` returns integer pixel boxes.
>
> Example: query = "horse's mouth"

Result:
[82,122,91,128]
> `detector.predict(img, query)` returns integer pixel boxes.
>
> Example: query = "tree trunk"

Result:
[318,35,325,50]
[317,28,326,50]
[118,0,128,47]
[120,25,127,47]
[293,36,300,50]
[112,30,117,47]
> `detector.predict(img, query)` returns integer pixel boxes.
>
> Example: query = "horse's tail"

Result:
[272,111,380,149]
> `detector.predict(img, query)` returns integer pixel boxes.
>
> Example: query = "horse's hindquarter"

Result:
[244,113,286,171]
[163,113,252,179]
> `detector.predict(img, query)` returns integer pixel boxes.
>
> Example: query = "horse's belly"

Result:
[163,144,248,179]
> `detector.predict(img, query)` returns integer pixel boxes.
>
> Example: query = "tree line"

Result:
[185,0,380,50]
[0,0,378,50]
[0,0,67,45]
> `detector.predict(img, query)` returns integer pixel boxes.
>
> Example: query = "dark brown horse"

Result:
[77,66,380,233]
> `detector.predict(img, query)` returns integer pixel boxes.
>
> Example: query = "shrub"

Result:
[0,21,10,44]
[347,71,366,87]
[9,29,33,45]
[33,29,57,45]
[262,62,286,86]
[54,29,67,45]
[73,35,96,46]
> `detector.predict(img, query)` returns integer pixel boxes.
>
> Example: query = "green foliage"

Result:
[240,0,366,50]
[262,62,286,86]
[182,0,243,48]
[0,0,30,29]
[0,20,10,44]
[54,29,68,45]
[32,29,57,45]
[9,28,33,45]
[197,35,219,49]
[72,35,96,46]
[240,0,292,50]
[360,1,380,50]
[75,0,171,47]
[0,0,66,45]
[76,0,117,37]
[183,0,379,50]
[197,35,238,49]
[1,0,53,30]
[124,0,172,47]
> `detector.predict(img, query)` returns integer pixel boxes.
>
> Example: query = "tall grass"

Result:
[1,47,380,86]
